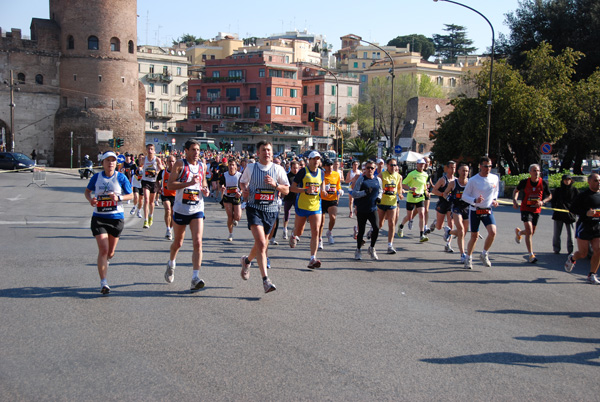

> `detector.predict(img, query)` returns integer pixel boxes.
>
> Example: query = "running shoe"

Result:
[100,285,110,294]
[564,253,575,272]
[130,207,136,215]
[289,235,298,248]
[228,234,233,242]
[155,199,160,206]
[307,258,321,269]
[327,230,334,245]
[387,246,397,254]
[190,277,205,292]
[464,257,472,270]
[528,254,538,264]
[233,220,239,227]
[165,228,171,239]
[419,235,429,243]
[443,226,451,242]
[143,220,149,229]
[478,233,484,239]
[445,244,454,253]
[587,273,600,285]
[164,262,175,283]
[368,246,379,260]
[136,209,143,218]
[241,201,247,210]
[460,253,467,264]
[397,228,404,238]
[355,248,362,260]
[428,225,435,233]
[270,238,279,246]
[148,216,153,226]
[282,227,288,240]
[366,229,372,240]
[408,220,413,230]
[318,239,323,250]
[266,257,271,269]
[431,219,437,230]
[353,226,358,240]
[480,252,492,267]
[240,255,251,280]
[515,227,522,244]
[263,278,276,293]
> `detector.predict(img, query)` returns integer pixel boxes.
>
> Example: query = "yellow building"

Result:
[185,33,244,78]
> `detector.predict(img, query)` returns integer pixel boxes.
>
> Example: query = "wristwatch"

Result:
[117,195,122,202]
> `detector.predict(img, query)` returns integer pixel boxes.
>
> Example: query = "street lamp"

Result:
[433,0,495,157]
[348,34,395,155]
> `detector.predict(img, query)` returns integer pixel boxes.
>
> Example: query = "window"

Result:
[229,70,243,77]
[266,87,271,96]
[347,104,352,116]
[314,103,319,113]
[98,75,102,82]
[149,101,155,111]
[303,86,308,96]
[436,76,443,86]
[67,35,74,49]
[275,106,283,115]
[176,85,181,95]
[149,83,154,94]
[331,85,336,96]
[353,62,358,68]
[450,77,457,88]
[162,84,168,94]
[283,71,296,79]
[363,52,367,58]
[226,88,240,100]
[35,74,43,85]
[302,104,307,113]
[163,66,168,75]
[269,70,282,78]
[110,37,120,51]
[207,106,220,116]
[347,86,353,96]
[362,62,366,68]
[275,87,284,97]
[202,54,207,61]
[266,106,271,114]
[226,106,240,115]
[360,75,367,83]
[285,56,290,64]
[149,65,155,74]
[176,67,182,76]
[195,89,201,101]
[290,89,298,98]
[212,71,220,78]
[210,55,215,60]
[259,69,265,77]
[73,74,77,81]
[128,41,134,54]
[290,107,297,116]
[207,89,220,100]
[88,36,99,50]
[177,103,181,113]
[331,103,336,115]
[315,85,320,95]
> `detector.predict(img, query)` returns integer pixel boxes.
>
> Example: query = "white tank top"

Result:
[173,160,205,215]
[142,157,159,183]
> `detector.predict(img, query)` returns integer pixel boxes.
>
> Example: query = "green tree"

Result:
[432,24,477,63]
[173,34,204,46]
[344,138,378,162]
[388,34,435,60]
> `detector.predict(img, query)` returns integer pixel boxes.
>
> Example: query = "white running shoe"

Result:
[270,238,279,246]
[228,234,233,242]
[190,277,205,292]
[480,252,492,267]
[355,248,362,260]
[445,244,454,253]
[431,219,437,230]
[282,227,288,240]
[587,273,600,285]
[165,228,172,240]
[408,220,413,230]
[318,239,323,250]
[387,246,396,254]
[327,230,334,245]
[130,207,136,215]
[443,226,451,242]
[464,257,473,269]
[368,246,379,260]
[233,220,239,227]
[164,261,175,283]
[460,253,467,264]
[564,253,575,272]
[136,209,143,218]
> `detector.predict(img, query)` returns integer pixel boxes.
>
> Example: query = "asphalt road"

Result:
[1,169,599,401]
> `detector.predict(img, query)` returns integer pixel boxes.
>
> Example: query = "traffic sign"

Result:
[541,154,552,161]
[171,138,176,145]
[541,142,552,154]
[117,154,125,164]
[394,145,402,154]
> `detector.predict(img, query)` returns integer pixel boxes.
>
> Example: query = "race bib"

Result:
[476,208,491,216]
[527,196,540,207]
[254,189,275,205]
[145,168,156,178]
[226,186,238,196]
[384,184,396,195]
[182,188,200,205]
[97,194,117,212]
[306,182,319,196]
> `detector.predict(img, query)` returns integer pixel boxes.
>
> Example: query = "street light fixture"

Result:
[348,34,395,156]
[433,0,495,157]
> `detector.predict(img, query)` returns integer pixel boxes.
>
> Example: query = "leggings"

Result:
[357,210,379,249]
[283,199,295,222]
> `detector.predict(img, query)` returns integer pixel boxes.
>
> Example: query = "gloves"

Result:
[338,189,344,197]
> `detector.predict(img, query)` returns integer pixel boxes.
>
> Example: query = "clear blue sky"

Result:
[1,0,521,54]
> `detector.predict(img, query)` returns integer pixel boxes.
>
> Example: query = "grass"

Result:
[501,171,589,189]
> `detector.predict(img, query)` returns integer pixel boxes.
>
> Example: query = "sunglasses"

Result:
[481,165,492,168]
[365,166,375,170]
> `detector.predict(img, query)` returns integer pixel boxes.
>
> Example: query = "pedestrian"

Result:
[84,151,133,294]
[31,149,36,161]
[564,173,600,284]
[462,156,499,269]
[239,140,289,292]
[164,140,210,291]
[513,164,552,263]
[352,160,383,260]
[551,174,578,254]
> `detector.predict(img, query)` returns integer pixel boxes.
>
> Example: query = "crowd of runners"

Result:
[84,140,600,295]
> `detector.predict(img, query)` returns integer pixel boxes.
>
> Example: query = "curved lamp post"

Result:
[433,0,495,157]
[348,34,395,155]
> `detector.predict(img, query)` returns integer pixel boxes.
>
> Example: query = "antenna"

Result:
[145,11,149,45]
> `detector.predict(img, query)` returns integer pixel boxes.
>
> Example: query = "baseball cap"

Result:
[376,158,384,164]
[102,151,117,161]
[416,158,426,164]
[308,151,321,159]
[562,174,572,180]
[323,159,333,166]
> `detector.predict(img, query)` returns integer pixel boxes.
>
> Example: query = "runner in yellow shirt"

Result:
[378,158,403,253]
[319,159,343,247]
[398,158,430,242]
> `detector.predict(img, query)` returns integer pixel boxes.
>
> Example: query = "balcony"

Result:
[201,76,245,84]
[188,95,260,103]
[146,109,173,120]
[146,73,173,83]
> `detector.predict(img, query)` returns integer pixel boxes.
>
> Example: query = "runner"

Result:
[513,164,552,263]
[462,156,499,269]
[551,174,578,254]
[141,144,165,229]
[431,160,457,252]
[164,140,210,292]
[353,160,383,260]
[319,159,343,246]
[443,163,470,263]
[564,173,600,284]
[84,151,133,294]
[282,160,300,240]
[289,151,325,268]
[346,160,360,218]
[398,158,429,242]
[157,155,176,240]
[423,156,434,234]
[378,158,403,254]
[130,154,144,218]
[239,140,289,292]
[220,158,242,241]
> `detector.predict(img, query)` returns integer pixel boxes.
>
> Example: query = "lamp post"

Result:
[433,0,495,157]
[301,62,340,157]
[348,34,395,156]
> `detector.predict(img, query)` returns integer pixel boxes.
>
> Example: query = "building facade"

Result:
[185,33,244,78]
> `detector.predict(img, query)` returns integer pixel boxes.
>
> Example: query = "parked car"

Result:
[0,152,36,171]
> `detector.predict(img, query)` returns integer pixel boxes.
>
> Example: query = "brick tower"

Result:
[51,0,144,166]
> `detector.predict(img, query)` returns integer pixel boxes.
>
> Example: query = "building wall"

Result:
[402,97,453,154]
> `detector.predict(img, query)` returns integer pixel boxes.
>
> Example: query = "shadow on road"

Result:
[477,309,600,318]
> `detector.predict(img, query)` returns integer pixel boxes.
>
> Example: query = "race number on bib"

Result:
[182,189,200,205]
[254,189,275,205]
[97,194,117,212]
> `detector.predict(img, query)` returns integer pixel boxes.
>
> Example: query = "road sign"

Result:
[171,138,176,145]
[541,154,552,161]
[541,142,552,154]
[394,145,402,154]
[117,154,125,164]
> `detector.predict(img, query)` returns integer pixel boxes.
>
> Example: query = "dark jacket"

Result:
[551,182,578,223]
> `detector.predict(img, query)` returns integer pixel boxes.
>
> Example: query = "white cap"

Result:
[376,158,384,164]
[416,158,426,164]
[308,151,321,159]
[102,151,117,161]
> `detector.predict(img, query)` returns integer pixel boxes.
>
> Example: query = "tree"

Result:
[172,34,204,46]
[432,24,477,63]
[388,34,435,60]
[503,0,600,79]
[344,138,378,162]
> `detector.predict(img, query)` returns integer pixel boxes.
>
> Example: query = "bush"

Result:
[501,171,588,189]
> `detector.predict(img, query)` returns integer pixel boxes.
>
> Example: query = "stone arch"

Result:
[110,37,120,52]
[88,35,99,50]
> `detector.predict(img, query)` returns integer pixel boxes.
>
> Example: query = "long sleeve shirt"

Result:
[462,173,499,210]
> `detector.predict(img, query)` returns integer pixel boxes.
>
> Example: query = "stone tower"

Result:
[51,0,144,166]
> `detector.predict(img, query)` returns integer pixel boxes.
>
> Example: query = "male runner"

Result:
[513,163,552,263]
[353,160,383,260]
[239,140,289,292]
[282,160,300,240]
[164,140,210,291]
[157,155,176,240]
[346,160,360,218]
[141,144,164,228]
[398,158,429,242]
[432,160,457,252]
[378,158,403,254]
[319,159,343,246]
[220,158,242,241]
[130,154,144,218]
[462,156,499,269]
[443,163,470,263]
[564,173,600,284]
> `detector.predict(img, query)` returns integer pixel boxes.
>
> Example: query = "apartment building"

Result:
[185,33,244,78]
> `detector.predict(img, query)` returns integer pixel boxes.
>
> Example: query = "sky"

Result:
[1,0,521,54]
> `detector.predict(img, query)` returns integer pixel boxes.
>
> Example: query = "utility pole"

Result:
[7,70,16,152]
